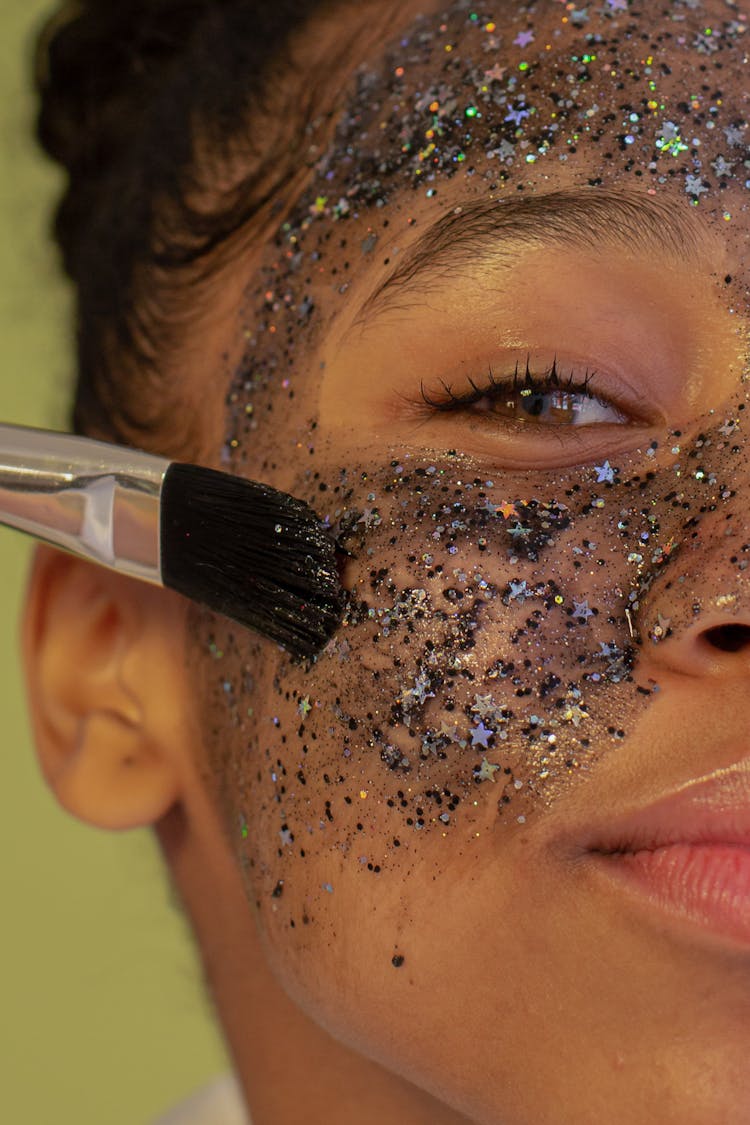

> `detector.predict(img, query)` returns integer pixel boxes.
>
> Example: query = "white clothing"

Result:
[151,1073,250,1125]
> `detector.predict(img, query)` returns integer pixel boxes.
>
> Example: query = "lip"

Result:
[582,756,750,947]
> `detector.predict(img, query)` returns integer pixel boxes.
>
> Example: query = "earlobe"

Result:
[22,544,187,830]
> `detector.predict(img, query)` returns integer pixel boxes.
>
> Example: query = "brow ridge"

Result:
[355,188,707,323]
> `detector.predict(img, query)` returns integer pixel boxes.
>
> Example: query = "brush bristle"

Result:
[160,463,344,659]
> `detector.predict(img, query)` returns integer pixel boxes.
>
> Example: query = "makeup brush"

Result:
[0,422,343,659]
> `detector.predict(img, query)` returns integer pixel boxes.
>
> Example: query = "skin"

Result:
[21,1,750,1122]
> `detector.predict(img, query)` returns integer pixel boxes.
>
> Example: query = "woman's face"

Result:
[191,1,750,1121]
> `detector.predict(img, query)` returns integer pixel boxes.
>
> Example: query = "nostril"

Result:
[703,622,750,653]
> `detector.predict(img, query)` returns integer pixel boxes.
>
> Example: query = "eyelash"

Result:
[418,356,601,416]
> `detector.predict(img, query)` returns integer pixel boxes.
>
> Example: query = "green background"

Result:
[1,4,233,1122]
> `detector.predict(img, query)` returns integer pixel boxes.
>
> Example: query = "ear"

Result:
[22,544,192,830]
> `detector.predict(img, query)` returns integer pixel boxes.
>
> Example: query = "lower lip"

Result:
[592,843,750,947]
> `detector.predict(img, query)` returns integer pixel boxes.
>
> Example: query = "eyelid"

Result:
[407,357,660,429]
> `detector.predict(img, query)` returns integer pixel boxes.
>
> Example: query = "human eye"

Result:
[415,357,631,430]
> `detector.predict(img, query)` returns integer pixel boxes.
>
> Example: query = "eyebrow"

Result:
[353,188,709,324]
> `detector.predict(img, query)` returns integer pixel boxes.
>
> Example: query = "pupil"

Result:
[520,391,546,418]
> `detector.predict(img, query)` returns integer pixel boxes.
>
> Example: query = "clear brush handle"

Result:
[0,422,171,582]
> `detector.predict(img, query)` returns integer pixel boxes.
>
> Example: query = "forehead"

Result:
[225,0,750,475]
[294,0,750,227]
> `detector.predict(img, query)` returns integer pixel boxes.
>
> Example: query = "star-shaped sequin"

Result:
[562,702,588,727]
[357,508,381,529]
[298,696,312,717]
[572,599,594,622]
[513,29,535,47]
[471,722,493,748]
[712,155,734,177]
[438,719,460,741]
[485,64,507,86]
[471,694,496,720]
[505,104,531,127]
[406,673,434,706]
[508,521,531,539]
[474,758,501,783]
[685,173,709,197]
[650,614,671,641]
[595,461,615,484]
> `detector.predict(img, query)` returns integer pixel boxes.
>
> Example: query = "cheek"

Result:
[218,382,749,893]
[194,377,750,1075]
[222,452,651,893]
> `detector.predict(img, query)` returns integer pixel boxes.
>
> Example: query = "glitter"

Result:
[514,30,535,47]
[465,105,479,118]
[485,21,496,32]
[357,508,381,528]
[562,702,588,727]
[712,155,734,176]
[484,63,506,82]
[471,723,493,748]
[656,122,689,157]
[216,0,750,861]
[474,758,501,782]
[505,103,532,126]
[471,694,496,719]
[685,173,709,197]
[298,696,312,717]
[322,883,334,894]
[650,614,671,642]
[572,600,594,621]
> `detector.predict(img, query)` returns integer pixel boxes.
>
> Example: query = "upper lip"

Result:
[583,756,750,854]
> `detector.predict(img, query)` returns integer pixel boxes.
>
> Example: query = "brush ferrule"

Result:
[0,424,169,582]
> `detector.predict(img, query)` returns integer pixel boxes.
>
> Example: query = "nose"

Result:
[633,500,750,678]
[640,607,750,677]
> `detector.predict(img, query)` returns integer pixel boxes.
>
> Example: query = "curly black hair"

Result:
[34,0,346,453]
